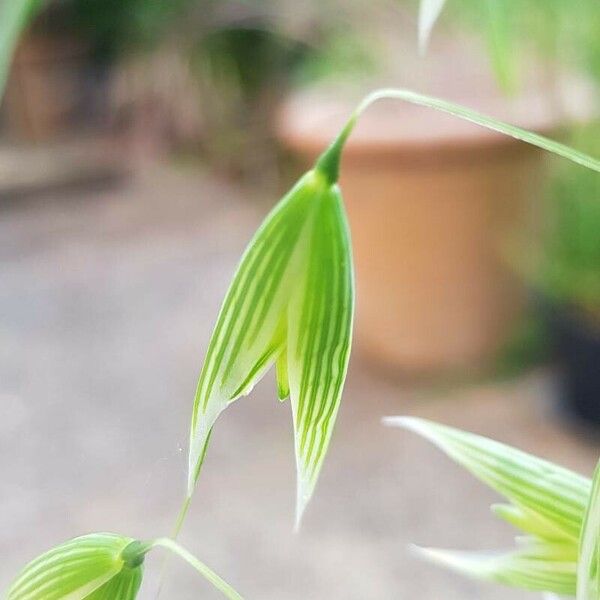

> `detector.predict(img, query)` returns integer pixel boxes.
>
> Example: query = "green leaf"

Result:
[577,459,600,600]
[0,0,42,98]
[418,0,447,53]
[188,167,354,524]
[6,533,138,600]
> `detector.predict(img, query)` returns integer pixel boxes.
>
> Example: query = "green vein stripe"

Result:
[308,200,352,480]
[299,210,333,455]
[293,188,353,486]
[198,176,315,415]
[195,177,299,412]
[302,200,343,468]
[306,207,352,481]
[88,567,142,600]
[296,220,322,429]
[458,457,585,537]
[229,343,281,400]
[220,219,300,385]
[199,214,293,411]
[8,535,129,600]
[11,552,115,592]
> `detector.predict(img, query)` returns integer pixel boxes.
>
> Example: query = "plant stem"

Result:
[315,88,600,185]
[154,495,193,598]
[151,537,244,600]
[172,495,193,540]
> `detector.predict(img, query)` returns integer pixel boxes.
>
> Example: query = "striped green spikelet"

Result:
[6,534,142,600]
[577,458,600,600]
[386,417,592,596]
[189,158,354,525]
[5,533,243,600]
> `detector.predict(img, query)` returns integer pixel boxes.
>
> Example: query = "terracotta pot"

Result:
[3,33,89,141]
[277,89,555,375]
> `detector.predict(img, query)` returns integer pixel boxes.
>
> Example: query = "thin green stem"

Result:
[154,495,193,598]
[172,495,193,540]
[315,88,600,185]
[151,537,244,600]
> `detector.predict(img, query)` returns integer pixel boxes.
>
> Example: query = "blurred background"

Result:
[1,0,599,598]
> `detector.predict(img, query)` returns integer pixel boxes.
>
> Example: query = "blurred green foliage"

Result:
[439,1,600,321]
[537,126,600,320]
[0,0,42,95]
[447,0,600,89]
[35,0,196,60]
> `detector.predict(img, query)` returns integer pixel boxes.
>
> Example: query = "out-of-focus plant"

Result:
[178,2,377,178]
[40,0,374,176]
[29,0,195,61]
[0,0,41,95]
[386,417,590,596]
[418,0,600,91]
[534,125,600,322]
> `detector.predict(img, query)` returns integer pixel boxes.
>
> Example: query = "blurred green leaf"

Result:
[536,126,600,318]
[0,0,41,97]
[484,0,518,93]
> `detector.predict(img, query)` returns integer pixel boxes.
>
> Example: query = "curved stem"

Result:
[151,537,244,600]
[315,88,600,184]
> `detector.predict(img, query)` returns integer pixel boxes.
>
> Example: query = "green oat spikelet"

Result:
[6,533,243,600]
[6,534,142,600]
[386,417,591,595]
[188,146,354,525]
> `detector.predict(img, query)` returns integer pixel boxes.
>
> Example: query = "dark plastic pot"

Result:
[544,300,600,425]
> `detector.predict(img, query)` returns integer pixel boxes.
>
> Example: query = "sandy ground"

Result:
[1,166,597,599]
